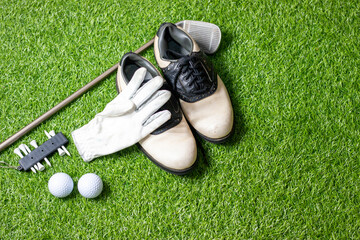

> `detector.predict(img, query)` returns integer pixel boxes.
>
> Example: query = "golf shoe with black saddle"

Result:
[154,23,234,143]
[116,52,197,174]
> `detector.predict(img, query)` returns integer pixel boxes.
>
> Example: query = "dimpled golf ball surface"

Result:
[48,173,74,198]
[78,173,103,199]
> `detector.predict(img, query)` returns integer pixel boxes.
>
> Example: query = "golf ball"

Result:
[77,173,103,199]
[48,173,74,198]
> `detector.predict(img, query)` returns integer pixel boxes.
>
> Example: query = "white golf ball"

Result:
[48,173,74,198]
[77,173,103,199]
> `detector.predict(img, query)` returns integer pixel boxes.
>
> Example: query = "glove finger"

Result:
[97,98,134,117]
[142,110,171,137]
[132,76,164,108]
[138,90,171,123]
[122,67,147,99]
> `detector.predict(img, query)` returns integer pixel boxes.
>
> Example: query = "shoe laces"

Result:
[167,50,210,94]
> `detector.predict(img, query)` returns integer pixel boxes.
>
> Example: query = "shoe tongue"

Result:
[166,49,188,59]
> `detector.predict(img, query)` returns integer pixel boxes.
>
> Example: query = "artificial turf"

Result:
[1,0,360,238]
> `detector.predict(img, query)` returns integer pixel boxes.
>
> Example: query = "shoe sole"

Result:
[194,124,234,144]
[137,143,196,175]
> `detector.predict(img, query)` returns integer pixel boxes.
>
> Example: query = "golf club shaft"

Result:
[0,38,155,152]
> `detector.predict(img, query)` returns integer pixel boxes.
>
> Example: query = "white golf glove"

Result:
[72,67,171,162]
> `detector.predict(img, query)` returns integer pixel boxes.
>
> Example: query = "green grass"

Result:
[1,0,360,238]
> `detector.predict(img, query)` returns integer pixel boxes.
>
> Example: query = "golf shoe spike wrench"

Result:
[20,144,45,171]
[49,130,70,156]
[45,130,65,156]
[14,147,36,173]
[17,132,69,171]
[30,140,51,167]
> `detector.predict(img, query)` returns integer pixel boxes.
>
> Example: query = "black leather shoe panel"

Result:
[151,84,182,134]
[161,51,218,103]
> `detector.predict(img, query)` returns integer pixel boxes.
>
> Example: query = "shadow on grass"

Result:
[223,110,247,148]
[184,113,247,180]
[216,29,247,147]
[62,187,78,200]
[182,136,210,179]
[97,181,111,200]
[185,29,247,178]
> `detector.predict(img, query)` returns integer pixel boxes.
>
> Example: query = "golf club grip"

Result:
[0,38,155,152]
